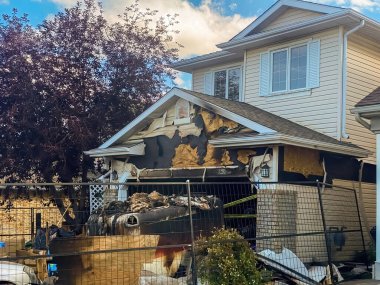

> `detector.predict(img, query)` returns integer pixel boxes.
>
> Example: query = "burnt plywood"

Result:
[50,235,159,285]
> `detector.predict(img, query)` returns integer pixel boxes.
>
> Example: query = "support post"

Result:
[374,134,380,279]
[186,180,197,285]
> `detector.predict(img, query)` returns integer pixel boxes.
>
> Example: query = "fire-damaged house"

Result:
[86,88,369,185]
[82,0,380,282]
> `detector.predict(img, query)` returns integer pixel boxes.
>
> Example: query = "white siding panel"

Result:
[345,34,380,164]
[245,28,341,138]
[260,8,323,33]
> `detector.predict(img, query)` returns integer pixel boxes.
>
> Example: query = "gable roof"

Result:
[356,87,380,107]
[232,0,344,41]
[96,88,368,158]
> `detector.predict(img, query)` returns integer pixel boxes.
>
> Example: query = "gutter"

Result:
[341,20,365,139]
[209,133,370,158]
[354,113,371,130]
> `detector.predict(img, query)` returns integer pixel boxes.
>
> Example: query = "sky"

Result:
[1,0,380,89]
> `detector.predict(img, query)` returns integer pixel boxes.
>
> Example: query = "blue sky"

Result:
[1,0,380,89]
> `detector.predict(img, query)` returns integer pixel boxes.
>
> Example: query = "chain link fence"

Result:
[0,181,367,284]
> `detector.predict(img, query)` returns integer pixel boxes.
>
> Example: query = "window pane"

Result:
[272,50,287,92]
[228,68,240,101]
[214,70,226,99]
[290,45,307,90]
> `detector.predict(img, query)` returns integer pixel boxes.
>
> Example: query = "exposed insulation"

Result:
[284,146,324,177]
[171,144,232,168]
[171,144,200,168]
[200,110,239,134]
[237,149,257,164]
[220,150,233,166]
[202,145,220,167]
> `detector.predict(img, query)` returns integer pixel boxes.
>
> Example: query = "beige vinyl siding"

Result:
[245,28,341,138]
[260,8,323,33]
[192,60,244,93]
[345,34,379,164]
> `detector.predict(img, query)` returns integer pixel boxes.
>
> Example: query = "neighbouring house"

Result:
[84,0,380,276]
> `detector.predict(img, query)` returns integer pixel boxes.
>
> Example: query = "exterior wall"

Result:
[245,28,341,138]
[260,8,323,33]
[192,60,244,93]
[345,34,379,164]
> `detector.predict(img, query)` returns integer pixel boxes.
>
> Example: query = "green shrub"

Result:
[195,228,269,285]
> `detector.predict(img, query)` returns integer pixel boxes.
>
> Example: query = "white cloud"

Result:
[49,0,76,7]
[174,74,185,87]
[313,0,380,11]
[102,0,255,57]
[45,0,255,57]
[0,0,9,5]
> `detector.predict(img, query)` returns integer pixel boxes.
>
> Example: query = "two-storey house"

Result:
[84,0,380,274]
[88,0,380,185]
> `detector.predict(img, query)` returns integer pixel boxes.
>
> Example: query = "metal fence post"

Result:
[353,188,367,257]
[317,181,334,284]
[30,208,34,240]
[186,180,198,285]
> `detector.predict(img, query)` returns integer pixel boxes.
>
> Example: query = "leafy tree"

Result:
[0,0,180,230]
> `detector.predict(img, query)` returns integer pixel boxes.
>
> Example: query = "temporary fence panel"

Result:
[0,181,367,285]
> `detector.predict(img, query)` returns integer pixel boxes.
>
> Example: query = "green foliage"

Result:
[196,228,269,285]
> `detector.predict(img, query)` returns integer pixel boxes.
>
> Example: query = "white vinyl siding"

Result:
[245,28,340,138]
[259,8,324,33]
[345,34,379,164]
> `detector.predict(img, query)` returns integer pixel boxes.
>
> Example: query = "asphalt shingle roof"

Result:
[180,88,363,150]
[356,87,380,107]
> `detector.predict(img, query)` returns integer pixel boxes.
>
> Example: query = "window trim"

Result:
[269,42,309,95]
[212,65,243,101]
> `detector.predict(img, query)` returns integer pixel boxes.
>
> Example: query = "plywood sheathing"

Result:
[284,145,324,177]
[200,110,239,134]
[172,144,233,168]
[237,149,257,164]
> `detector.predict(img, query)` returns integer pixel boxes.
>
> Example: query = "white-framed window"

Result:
[260,40,320,96]
[271,44,307,93]
[204,66,242,101]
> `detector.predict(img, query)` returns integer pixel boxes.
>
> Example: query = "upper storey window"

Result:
[260,40,320,96]
[204,66,241,101]
[271,44,307,92]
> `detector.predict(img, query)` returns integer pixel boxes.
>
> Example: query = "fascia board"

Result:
[351,104,380,118]
[232,0,343,41]
[210,133,369,157]
[174,89,277,134]
[171,51,243,72]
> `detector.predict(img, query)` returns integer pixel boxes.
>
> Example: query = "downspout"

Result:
[341,20,365,139]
